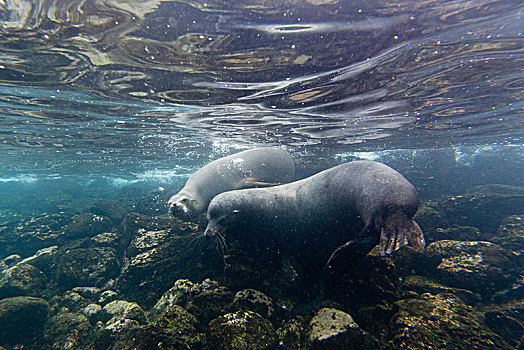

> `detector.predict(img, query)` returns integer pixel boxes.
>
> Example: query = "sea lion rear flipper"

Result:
[239,177,280,188]
[324,225,378,271]
[379,212,425,256]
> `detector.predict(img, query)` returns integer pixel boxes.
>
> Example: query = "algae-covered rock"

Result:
[90,200,128,225]
[99,290,118,305]
[425,240,517,297]
[56,247,120,290]
[43,312,93,350]
[436,190,524,234]
[50,290,91,313]
[426,226,483,243]
[414,205,450,242]
[492,215,524,267]
[308,308,377,349]
[62,213,113,240]
[386,293,511,349]
[231,288,275,319]
[151,305,202,348]
[0,263,47,298]
[483,302,524,348]
[103,300,147,325]
[207,310,277,350]
[277,317,308,350]
[0,296,49,346]
[401,275,481,305]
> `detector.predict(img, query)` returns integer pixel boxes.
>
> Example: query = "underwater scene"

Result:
[0,0,523,349]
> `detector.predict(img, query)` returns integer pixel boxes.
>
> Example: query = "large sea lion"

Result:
[168,147,295,220]
[204,160,425,272]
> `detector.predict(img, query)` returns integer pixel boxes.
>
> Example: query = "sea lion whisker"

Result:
[215,233,228,254]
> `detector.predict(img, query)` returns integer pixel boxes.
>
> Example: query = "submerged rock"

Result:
[277,317,308,350]
[103,300,147,325]
[492,215,524,267]
[0,296,49,346]
[232,288,275,319]
[401,275,481,305]
[386,293,511,349]
[483,301,524,348]
[436,190,524,234]
[55,246,120,290]
[308,308,377,350]
[207,310,278,350]
[43,312,93,350]
[425,240,517,297]
[62,213,114,240]
[0,263,47,299]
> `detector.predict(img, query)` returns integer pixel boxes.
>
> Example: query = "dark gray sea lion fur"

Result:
[168,147,295,220]
[204,160,425,269]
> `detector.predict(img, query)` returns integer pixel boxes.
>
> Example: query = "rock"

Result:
[386,293,511,349]
[15,246,58,278]
[425,240,517,297]
[62,213,113,240]
[50,291,91,313]
[492,276,524,304]
[55,247,120,290]
[414,205,450,243]
[0,255,21,270]
[401,275,481,305]
[0,212,72,258]
[492,215,524,267]
[308,308,377,349]
[115,230,222,307]
[436,190,524,234]
[151,305,202,348]
[483,302,524,348]
[0,263,47,298]
[90,200,128,225]
[0,296,49,346]
[426,226,483,243]
[207,310,278,350]
[232,288,275,319]
[72,286,101,301]
[99,290,119,306]
[43,312,93,350]
[82,303,106,324]
[150,278,234,328]
[276,317,308,349]
[103,300,147,325]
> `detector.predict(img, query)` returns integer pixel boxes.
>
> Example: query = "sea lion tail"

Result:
[378,212,425,256]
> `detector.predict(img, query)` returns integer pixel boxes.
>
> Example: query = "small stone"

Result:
[99,290,118,305]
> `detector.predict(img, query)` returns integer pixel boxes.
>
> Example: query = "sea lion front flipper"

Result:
[238,177,280,188]
[379,212,425,256]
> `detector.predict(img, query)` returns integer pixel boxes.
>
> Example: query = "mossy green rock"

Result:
[425,240,517,296]
[56,247,120,290]
[231,288,275,319]
[103,300,147,325]
[206,311,277,350]
[308,308,377,350]
[426,226,483,243]
[0,296,49,346]
[386,293,511,349]
[401,275,480,305]
[0,263,47,298]
[44,312,93,350]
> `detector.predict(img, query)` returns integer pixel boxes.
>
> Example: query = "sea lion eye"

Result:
[181,198,188,203]
[232,209,241,214]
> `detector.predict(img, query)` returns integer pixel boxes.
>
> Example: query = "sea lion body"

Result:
[205,160,425,268]
[168,147,295,220]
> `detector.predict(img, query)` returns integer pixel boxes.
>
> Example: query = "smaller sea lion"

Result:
[204,160,425,271]
[168,147,295,220]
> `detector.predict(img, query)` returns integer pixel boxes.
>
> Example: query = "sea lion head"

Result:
[168,193,200,220]
[204,194,244,238]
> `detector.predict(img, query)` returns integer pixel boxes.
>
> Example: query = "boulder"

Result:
[207,311,277,350]
[386,293,511,349]
[308,308,377,349]
[0,296,49,346]
[0,263,47,298]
